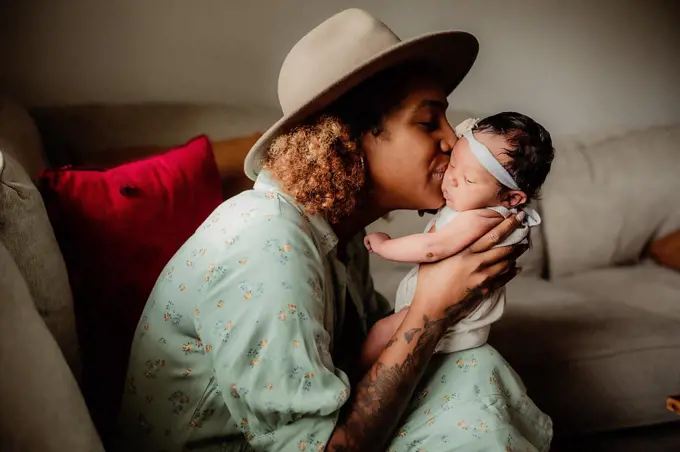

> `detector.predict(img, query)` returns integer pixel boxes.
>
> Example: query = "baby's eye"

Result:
[464,176,475,184]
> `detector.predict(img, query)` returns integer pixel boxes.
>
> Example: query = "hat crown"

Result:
[278,9,400,115]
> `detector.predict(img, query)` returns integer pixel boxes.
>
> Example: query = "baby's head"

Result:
[442,112,554,212]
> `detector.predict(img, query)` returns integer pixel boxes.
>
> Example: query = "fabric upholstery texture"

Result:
[541,123,680,278]
[0,149,80,377]
[491,276,680,434]
[30,103,280,166]
[0,240,104,452]
[0,97,47,176]
[557,260,680,321]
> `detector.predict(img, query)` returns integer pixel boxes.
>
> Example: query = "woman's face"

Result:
[363,76,457,211]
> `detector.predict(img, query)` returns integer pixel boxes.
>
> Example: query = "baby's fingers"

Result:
[363,236,373,252]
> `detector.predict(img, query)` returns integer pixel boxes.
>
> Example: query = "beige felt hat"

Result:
[244,8,479,180]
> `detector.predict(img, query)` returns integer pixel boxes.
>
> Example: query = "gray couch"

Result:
[1,97,679,450]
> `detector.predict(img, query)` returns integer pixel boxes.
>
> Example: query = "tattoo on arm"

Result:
[403,327,422,344]
[329,300,473,451]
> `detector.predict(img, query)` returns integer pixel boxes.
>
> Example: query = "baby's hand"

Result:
[364,232,391,252]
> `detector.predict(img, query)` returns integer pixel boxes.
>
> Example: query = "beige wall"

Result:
[1,0,678,136]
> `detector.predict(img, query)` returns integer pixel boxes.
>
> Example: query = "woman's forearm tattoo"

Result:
[330,299,474,451]
[402,327,422,344]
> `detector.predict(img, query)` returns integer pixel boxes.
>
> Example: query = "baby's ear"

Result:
[504,190,527,208]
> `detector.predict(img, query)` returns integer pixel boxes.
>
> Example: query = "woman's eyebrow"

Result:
[413,99,449,113]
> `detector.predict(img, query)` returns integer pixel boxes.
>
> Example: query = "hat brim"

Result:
[244,31,479,180]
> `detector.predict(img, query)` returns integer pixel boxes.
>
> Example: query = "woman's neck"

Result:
[332,200,388,244]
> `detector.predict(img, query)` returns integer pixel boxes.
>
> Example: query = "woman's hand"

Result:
[410,211,528,324]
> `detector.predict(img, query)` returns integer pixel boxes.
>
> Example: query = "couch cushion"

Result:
[38,135,224,442]
[0,149,80,376]
[541,123,680,278]
[490,277,680,435]
[556,260,680,321]
[0,97,47,176]
[0,240,104,452]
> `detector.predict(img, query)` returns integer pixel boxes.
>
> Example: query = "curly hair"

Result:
[262,62,438,223]
[263,115,365,224]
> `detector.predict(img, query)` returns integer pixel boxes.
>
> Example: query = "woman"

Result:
[117,9,552,452]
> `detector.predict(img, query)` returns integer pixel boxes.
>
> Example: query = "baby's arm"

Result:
[364,210,504,263]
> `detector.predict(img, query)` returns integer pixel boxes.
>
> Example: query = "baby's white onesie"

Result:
[394,205,541,353]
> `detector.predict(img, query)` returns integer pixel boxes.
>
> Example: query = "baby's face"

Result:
[442,131,513,211]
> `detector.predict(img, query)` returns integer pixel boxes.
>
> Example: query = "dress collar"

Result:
[253,171,339,255]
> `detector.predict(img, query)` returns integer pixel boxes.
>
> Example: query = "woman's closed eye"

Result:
[418,119,439,132]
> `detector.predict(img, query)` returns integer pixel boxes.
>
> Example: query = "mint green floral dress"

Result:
[115,171,552,452]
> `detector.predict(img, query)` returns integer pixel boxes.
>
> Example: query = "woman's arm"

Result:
[326,213,526,451]
[365,210,503,263]
[328,301,466,451]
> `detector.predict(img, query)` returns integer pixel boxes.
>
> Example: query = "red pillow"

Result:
[38,135,223,441]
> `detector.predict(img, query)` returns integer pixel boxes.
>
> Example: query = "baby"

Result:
[365,112,554,353]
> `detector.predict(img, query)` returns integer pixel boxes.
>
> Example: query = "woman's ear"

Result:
[502,190,527,208]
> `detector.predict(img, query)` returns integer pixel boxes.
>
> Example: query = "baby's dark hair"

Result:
[473,112,554,201]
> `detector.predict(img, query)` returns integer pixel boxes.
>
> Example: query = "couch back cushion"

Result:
[31,103,281,165]
[0,240,103,452]
[0,98,81,377]
[542,123,680,278]
[0,150,81,375]
[0,97,48,175]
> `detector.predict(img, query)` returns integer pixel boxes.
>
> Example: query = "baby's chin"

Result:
[442,189,457,210]
[444,198,459,211]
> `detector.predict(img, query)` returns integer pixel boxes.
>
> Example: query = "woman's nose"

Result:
[440,124,458,154]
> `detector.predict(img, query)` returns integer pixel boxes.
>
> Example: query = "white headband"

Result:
[456,119,520,191]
